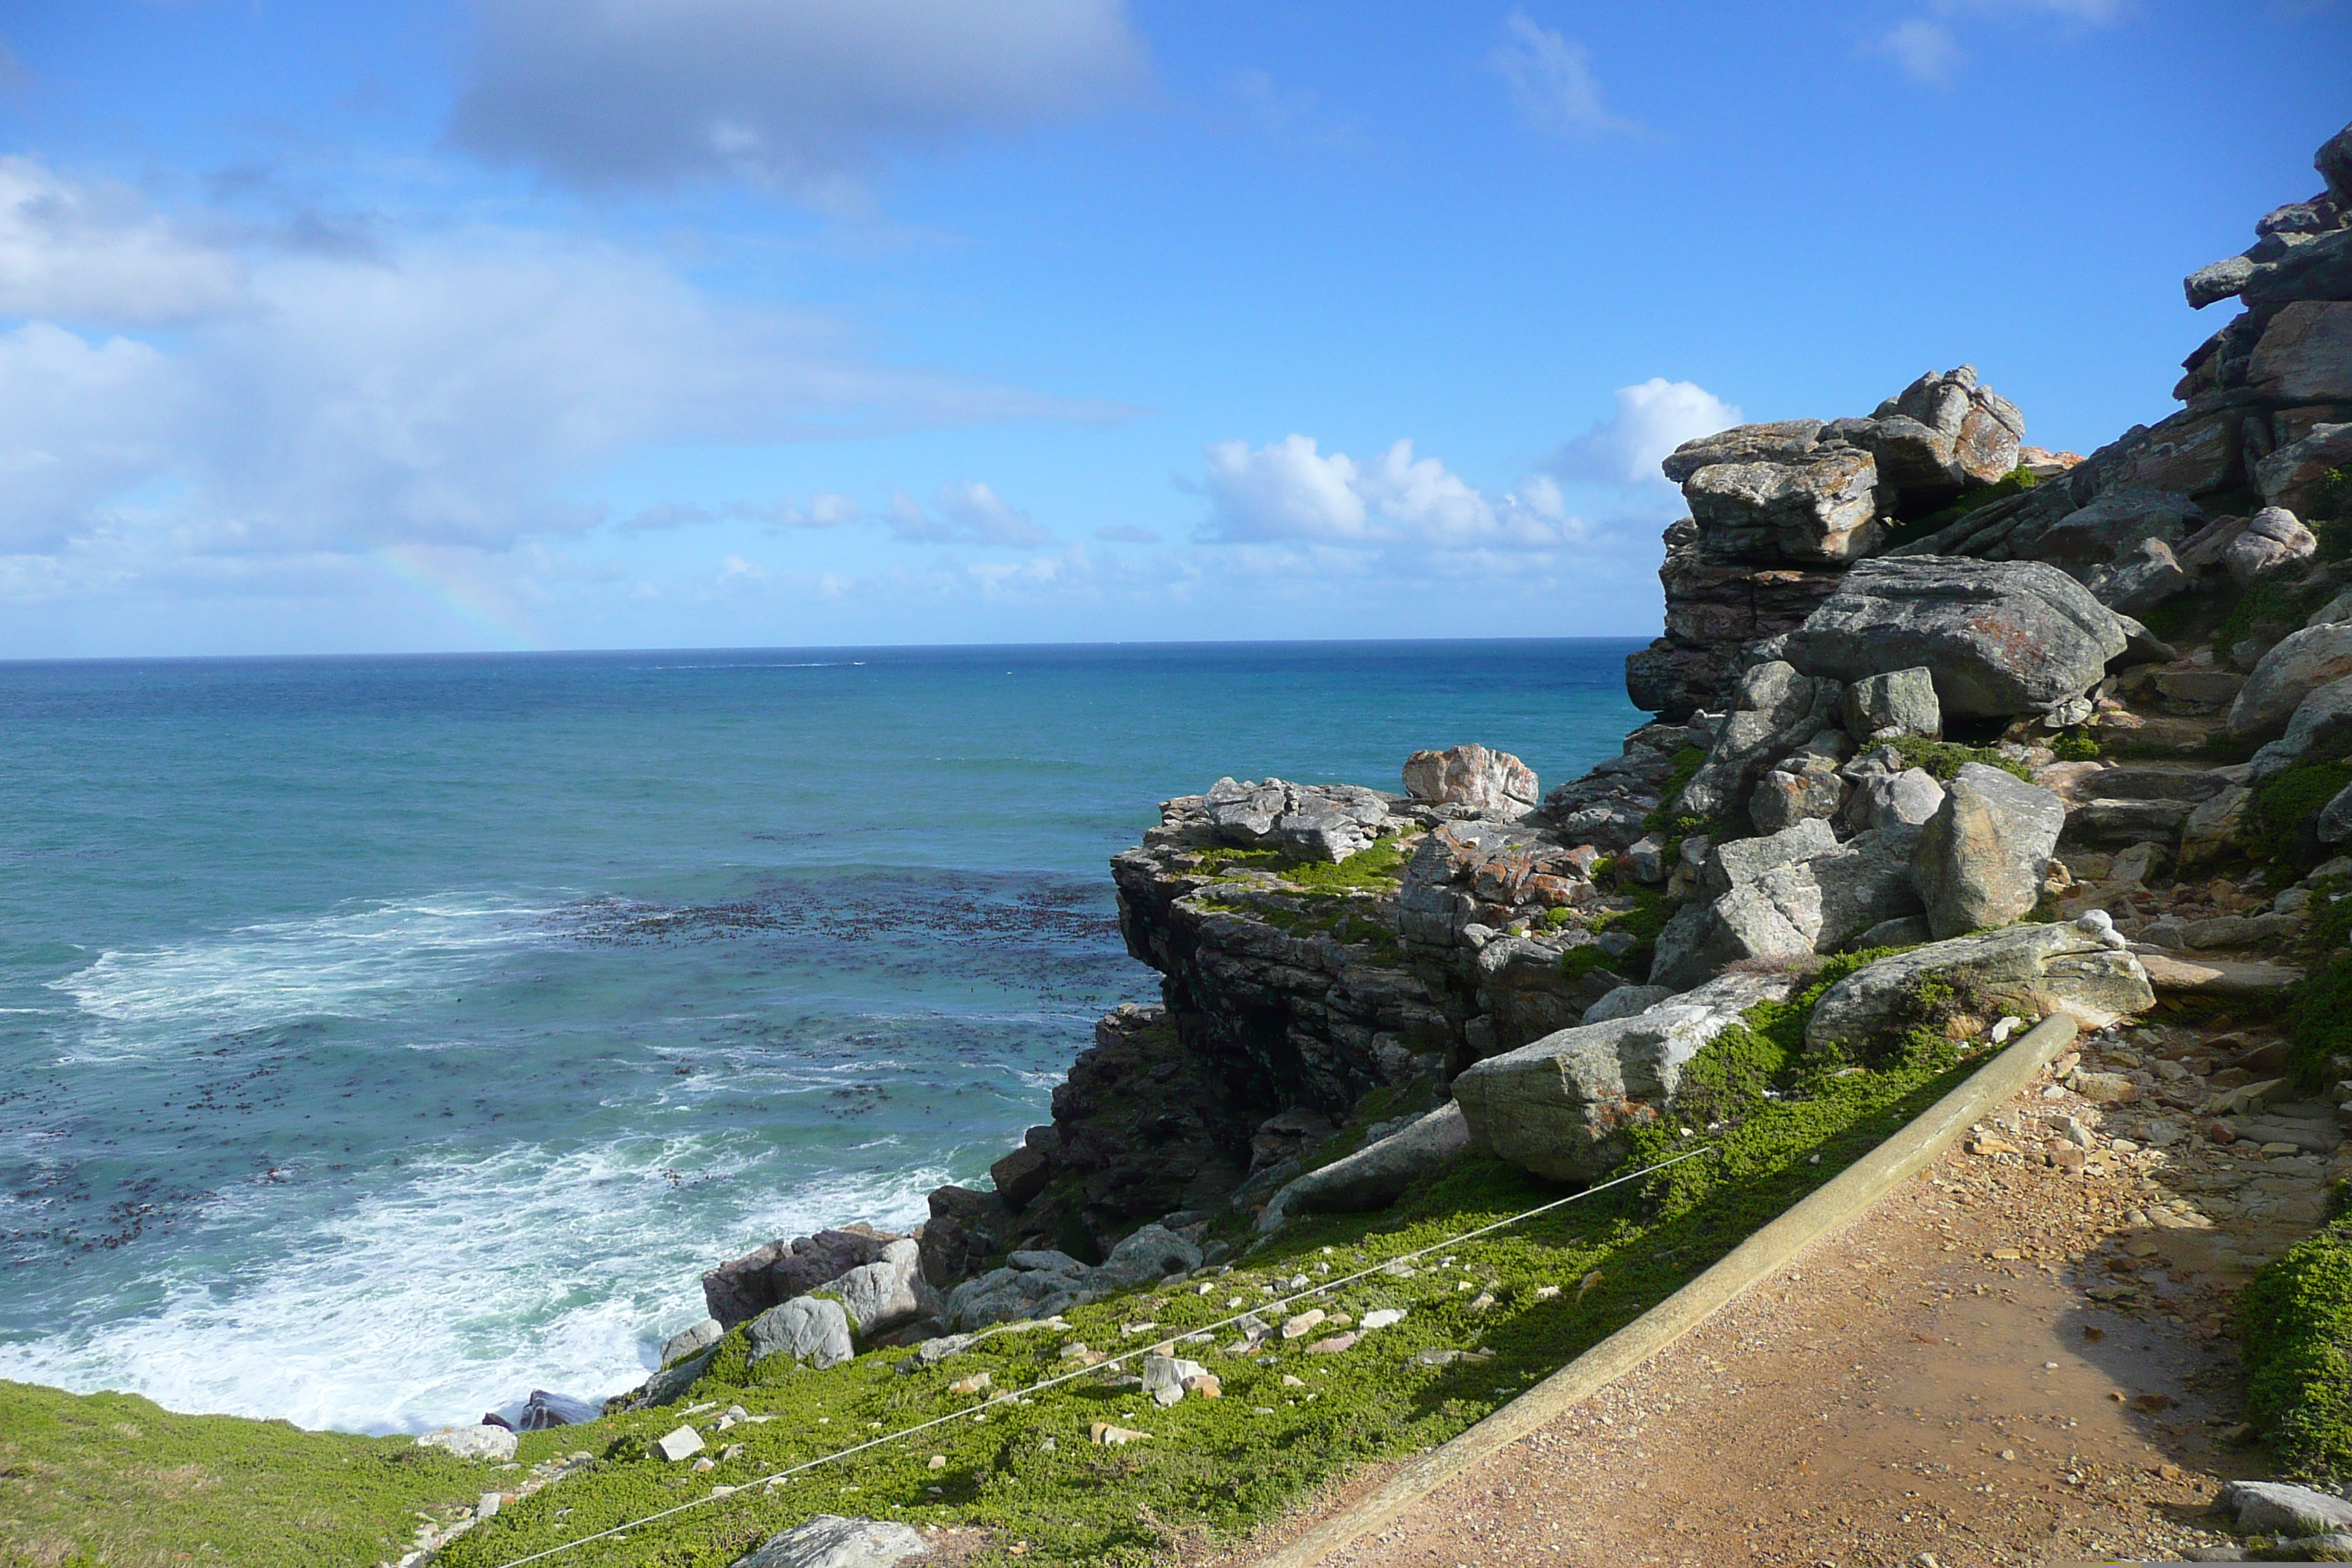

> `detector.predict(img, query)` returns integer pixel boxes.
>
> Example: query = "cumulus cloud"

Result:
[448,0,1149,200]
[1199,435,1582,551]
[1492,12,1637,139]
[0,167,1124,573]
[0,157,246,323]
[1547,378,1744,486]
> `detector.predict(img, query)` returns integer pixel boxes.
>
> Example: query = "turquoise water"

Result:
[0,640,1642,1433]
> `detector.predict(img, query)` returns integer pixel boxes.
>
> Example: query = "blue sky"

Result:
[0,1,2342,657]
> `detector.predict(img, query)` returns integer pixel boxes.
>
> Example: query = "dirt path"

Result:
[1211,1025,2345,1568]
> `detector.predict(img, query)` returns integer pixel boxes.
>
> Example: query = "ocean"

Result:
[0,639,1644,1433]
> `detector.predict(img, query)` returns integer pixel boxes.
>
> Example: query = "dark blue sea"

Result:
[0,640,1643,1432]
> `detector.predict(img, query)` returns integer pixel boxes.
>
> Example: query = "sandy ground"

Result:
[1206,1021,2348,1568]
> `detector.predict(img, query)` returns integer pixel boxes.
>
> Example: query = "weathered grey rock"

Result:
[2109,840,2172,886]
[1698,818,1842,899]
[1625,833,1667,884]
[2225,507,2318,587]
[1912,763,2065,938]
[2247,301,2352,402]
[1402,744,1539,819]
[2222,1480,2352,1539]
[1681,448,1883,565]
[1581,984,1675,1025]
[1142,1354,1210,1406]
[2255,422,2352,518]
[516,1390,601,1431]
[1455,972,1795,1182]
[415,1424,519,1462]
[2180,783,2255,868]
[1783,557,2128,719]
[1659,419,1824,484]
[2323,780,2352,845]
[942,1263,1092,1332]
[1844,767,1946,836]
[1747,757,1849,834]
[2310,587,2352,629]
[830,1239,941,1338]
[1202,777,1393,862]
[2024,488,2200,568]
[1803,924,2153,1054]
[2251,677,2352,781]
[1842,667,1941,741]
[2085,537,2190,617]
[1674,662,1844,820]
[1852,915,1931,950]
[660,1317,724,1367]
[1257,1104,1470,1231]
[1869,366,2026,489]
[2228,624,2352,739]
[1655,823,1922,990]
[2185,252,2259,309]
[731,1515,928,1568]
[746,1294,854,1370]
[1090,1224,1203,1290]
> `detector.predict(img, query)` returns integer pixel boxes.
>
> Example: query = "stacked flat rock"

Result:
[1628,366,2027,718]
[1891,118,2352,612]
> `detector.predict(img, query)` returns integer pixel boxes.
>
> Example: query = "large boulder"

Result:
[1681,447,1884,565]
[2009,488,2199,569]
[2250,677,2352,781]
[1911,763,2065,938]
[1257,1103,1471,1231]
[1660,419,1825,483]
[2224,506,2318,586]
[2322,780,2352,844]
[1455,972,1795,1183]
[731,1515,928,1568]
[1673,661,1844,821]
[1402,744,1539,819]
[1842,667,1941,741]
[747,1295,854,1371]
[2247,301,2352,402]
[1868,366,2027,489]
[415,1424,519,1462]
[2228,623,2352,739]
[1089,1224,1203,1291]
[1803,923,2153,1055]
[829,1239,942,1338]
[1782,557,2128,720]
[1652,823,1925,989]
[941,1254,1093,1332]
[1202,777,1395,862]
[2255,422,2352,518]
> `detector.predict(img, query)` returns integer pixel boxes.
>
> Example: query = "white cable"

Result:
[484,1143,1720,1567]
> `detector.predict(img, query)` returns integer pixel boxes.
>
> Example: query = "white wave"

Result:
[0,1136,948,1435]
[49,897,558,1046]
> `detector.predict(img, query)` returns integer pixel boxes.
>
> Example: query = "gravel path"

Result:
[1209,1024,2342,1568]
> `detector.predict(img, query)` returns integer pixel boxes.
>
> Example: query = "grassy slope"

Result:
[7,960,1993,1568]
[0,1382,497,1568]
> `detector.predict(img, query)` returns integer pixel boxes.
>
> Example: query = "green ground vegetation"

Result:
[2243,1210,2352,1484]
[0,1382,495,1568]
[4,960,2012,1568]
[1883,736,2033,784]
[2244,761,2352,872]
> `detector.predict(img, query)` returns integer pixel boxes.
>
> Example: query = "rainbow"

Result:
[371,544,540,649]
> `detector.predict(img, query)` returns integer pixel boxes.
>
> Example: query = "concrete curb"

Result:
[1251,1012,2081,1568]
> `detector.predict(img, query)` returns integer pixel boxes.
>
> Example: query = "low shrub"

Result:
[2244,761,2352,870]
[1885,736,2032,783]
[2244,1218,2352,1483]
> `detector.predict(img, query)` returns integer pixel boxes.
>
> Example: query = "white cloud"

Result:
[448,0,1149,200]
[1872,19,1967,83]
[1200,435,1585,551]
[1492,12,1637,139]
[0,157,246,324]
[0,167,1123,578]
[1548,379,1744,486]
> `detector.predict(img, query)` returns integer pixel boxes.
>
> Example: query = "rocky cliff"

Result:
[672,119,2352,1379]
